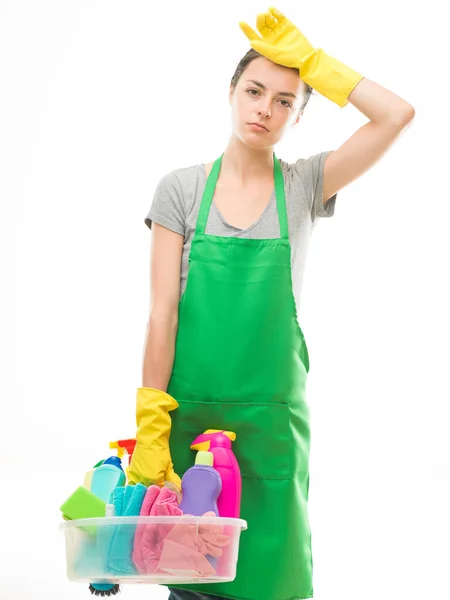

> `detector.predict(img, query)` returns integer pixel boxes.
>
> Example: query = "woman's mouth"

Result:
[247,122,269,132]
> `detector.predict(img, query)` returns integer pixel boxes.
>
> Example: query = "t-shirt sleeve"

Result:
[292,150,337,220]
[144,171,186,235]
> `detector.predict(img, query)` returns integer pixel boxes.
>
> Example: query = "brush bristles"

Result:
[88,583,120,596]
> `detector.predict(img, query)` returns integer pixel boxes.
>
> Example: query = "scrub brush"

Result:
[89,583,121,596]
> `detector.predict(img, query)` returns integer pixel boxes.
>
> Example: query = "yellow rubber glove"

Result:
[239,6,364,108]
[126,387,181,491]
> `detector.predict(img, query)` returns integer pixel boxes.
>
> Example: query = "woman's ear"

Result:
[293,110,303,126]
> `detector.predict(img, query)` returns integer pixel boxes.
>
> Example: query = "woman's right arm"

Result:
[142,222,184,391]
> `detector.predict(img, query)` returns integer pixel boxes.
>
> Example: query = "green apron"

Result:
[166,153,313,600]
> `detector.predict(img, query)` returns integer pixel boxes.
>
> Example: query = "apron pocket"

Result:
[222,402,292,480]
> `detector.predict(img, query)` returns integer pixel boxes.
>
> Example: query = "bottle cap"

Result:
[102,456,123,470]
[195,450,214,466]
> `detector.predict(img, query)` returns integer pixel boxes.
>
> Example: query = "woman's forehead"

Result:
[241,58,304,96]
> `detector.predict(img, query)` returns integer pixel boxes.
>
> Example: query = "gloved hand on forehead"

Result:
[239,6,364,108]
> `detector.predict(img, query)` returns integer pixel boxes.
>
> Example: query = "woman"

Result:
[127,7,415,600]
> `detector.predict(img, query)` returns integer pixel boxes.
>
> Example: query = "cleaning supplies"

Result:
[59,442,133,598]
[179,451,222,516]
[107,483,147,575]
[109,438,137,465]
[90,455,126,503]
[83,459,105,491]
[157,514,231,576]
[60,486,107,536]
[190,430,242,518]
[132,485,183,574]
[83,469,95,490]
[110,437,182,501]
[60,486,106,521]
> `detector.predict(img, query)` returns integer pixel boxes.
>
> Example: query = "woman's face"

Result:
[229,56,306,149]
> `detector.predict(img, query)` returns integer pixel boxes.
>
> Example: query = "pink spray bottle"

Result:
[190,429,242,518]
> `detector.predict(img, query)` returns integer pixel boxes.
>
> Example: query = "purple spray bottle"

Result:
[179,450,222,516]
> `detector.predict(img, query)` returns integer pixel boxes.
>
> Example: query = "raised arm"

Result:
[322,78,415,203]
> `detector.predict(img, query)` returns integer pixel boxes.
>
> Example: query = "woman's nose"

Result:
[258,101,271,118]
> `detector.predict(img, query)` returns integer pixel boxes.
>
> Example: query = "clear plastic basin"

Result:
[60,515,247,585]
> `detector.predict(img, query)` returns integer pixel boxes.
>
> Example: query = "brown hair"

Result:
[230,48,314,112]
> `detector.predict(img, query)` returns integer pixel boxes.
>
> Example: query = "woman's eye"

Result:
[247,89,291,108]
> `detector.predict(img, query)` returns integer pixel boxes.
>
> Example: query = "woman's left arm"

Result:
[322,78,415,203]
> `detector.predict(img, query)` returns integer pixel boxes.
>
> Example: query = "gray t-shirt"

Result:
[145,151,337,312]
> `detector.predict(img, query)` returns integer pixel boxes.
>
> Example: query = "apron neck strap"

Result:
[196,152,289,239]
[273,154,288,240]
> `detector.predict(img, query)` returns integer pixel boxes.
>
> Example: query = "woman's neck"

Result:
[221,134,274,184]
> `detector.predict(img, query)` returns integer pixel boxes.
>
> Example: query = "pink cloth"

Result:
[132,485,160,570]
[156,512,231,575]
[157,540,216,576]
[132,485,182,573]
[132,488,231,576]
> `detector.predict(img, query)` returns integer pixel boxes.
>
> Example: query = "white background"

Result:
[3,0,449,598]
